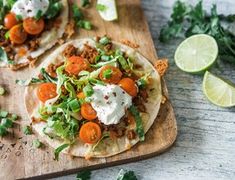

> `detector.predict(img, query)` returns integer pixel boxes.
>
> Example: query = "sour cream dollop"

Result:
[90,84,132,125]
[11,0,49,19]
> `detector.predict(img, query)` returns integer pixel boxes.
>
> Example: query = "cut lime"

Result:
[203,71,235,107]
[174,34,218,73]
[97,0,118,21]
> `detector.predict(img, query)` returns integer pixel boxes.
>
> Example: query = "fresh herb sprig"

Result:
[159,0,235,64]
[0,110,18,137]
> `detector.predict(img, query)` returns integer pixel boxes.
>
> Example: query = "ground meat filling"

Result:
[80,44,99,64]
[62,44,77,58]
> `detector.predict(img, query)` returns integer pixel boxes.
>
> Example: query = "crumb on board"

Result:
[154,58,169,76]
[161,95,167,104]
[121,39,140,48]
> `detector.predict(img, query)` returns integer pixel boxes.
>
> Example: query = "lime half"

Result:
[203,71,235,107]
[175,34,218,73]
[97,0,118,21]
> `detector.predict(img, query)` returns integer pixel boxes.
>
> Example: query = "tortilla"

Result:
[0,0,69,69]
[24,38,162,158]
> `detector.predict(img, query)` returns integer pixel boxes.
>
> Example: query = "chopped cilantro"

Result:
[76,169,91,180]
[15,14,23,21]
[77,20,92,30]
[1,118,13,128]
[33,139,42,148]
[99,36,110,45]
[0,47,9,64]
[35,10,43,21]
[0,110,8,118]
[23,125,32,135]
[81,0,90,8]
[117,169,138,180]
[45,0,62,19]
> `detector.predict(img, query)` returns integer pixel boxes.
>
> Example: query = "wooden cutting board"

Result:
[0,0,177,179]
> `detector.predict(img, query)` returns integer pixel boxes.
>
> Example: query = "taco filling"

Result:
[24,36,162,159]
[0,0,68,69]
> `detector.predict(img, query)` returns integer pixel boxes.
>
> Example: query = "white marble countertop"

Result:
[56,0,235,179]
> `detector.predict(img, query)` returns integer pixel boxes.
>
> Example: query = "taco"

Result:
[24,36,162,159]
[0,0,69,70]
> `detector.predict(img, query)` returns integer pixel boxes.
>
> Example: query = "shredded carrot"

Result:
[121,39,140,48]
[154,58,169,76]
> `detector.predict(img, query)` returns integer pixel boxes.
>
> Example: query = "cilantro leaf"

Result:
[23,125,32,135]
[99,36,110,45]
[77,20,92,30]
[33,139,42,148]
[35,10,43,21]
[117,169,138,180]
[0,47,9,63]
[54,143,69,161]
[76,170,91,180]
[45,0,62,19]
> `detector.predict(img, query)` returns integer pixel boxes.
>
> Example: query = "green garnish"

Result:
[76,169,91,180]
[0,86,5,95]
[99,36,110,45]
[54,143,69,161]
[0,110,8,118]
[72,4,92,30]
[68,99,80,112]
[45,0,62,19]
[101,55,111,61]
[0,47,9,64]
[81,0,90,8]
[77,20,92,30]
[1,118,13,128]
[102,69,112,79]
[35,10,43,21]
[33,139,42,148]
[96,4,107,12]
[0,125,7,137]
[15,78,45,86]
[83,84,94,97]
[4,31,10,39]
[40,68,58,83]
[15,14,23,21]
[129,105,145,141]
[11,114,18,121]
[117,169,138,180]
[159,0,235,64]
[23,125,32,135]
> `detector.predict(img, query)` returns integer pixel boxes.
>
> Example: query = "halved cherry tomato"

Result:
[81,103,97,120]
[99,65,122,84]
[9,24,27,44]
[37,83,57,103]
[65,56,89,76]
[23,18,45,35]
[118,78,138,97]
[79,122,101,144]
[4,13,18,29]
[77,91,85,99]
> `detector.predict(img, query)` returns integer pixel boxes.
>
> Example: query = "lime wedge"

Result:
[97,0,118,21]
[174,34,218,73]
[203,71,235,107]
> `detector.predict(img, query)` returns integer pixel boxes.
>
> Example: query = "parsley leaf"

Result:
[96,4,107,12]
[54,143,69,161]
[76,170,91,180]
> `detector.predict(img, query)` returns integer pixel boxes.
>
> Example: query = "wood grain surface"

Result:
[57,0,235,179]
[0,0,177,179]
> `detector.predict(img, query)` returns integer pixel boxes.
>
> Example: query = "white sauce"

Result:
[11,0,49,19]
[90,84,132,125]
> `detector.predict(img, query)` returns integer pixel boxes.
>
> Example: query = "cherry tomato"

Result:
[99,65,122,84]
[23,18,45,35]
[37,83,57,103]
[118,78,138,97]
[4,13,18,29]
[79,122,101,144]
[81,103,97,120]
[65,56,89,76]
[9,24,27,44]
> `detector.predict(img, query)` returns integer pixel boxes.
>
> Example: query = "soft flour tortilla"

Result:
[24,38,162,158]
[0,0,69,68]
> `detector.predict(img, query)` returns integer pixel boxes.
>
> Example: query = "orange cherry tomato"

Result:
[81,103,97,120]
[23,18,45,35]
[118,78,138,97]
[65,56,89,76]
[37,83,57,103]
[9,24,27,44]
[79,122,102,144]
[4,13,18,29]
[99,65,122,84]
[77,91,85,99]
